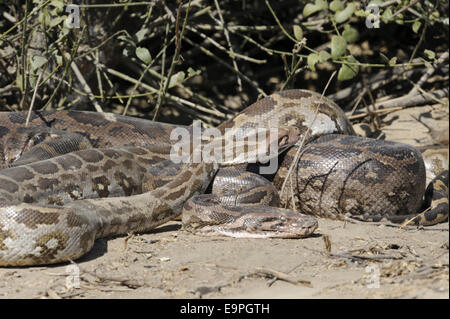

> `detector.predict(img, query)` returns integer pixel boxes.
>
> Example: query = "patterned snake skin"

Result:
[0,90,448,266]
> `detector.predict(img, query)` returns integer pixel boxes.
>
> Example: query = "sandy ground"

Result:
[0,103,448,299]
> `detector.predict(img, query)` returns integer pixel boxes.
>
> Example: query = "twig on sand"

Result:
[245,267,312,288]
[329,252,403,261]
[345,217,449,231]
[191,264,312,298]
[69,260,146,289]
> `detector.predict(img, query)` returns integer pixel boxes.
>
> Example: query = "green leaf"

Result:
[303,4,317,17]
[424,49,436,60]
[342,26,359,43]
[389,57,397,66]
[16,73,23,91]
[355,9,368,17]
[187,67,201,77]
[31,55,47,71]
[38,9,50,25]
[303,0,328,17]
[329,0,344,12]
[319,50,331,62]
[307,53,320,71]
[379,53,390,64]
[293,25,303,41]
[334,3,356,23]
[168,71,185,88]
[394,13,404,25]
[48,15,64,27]
[316,0,328,10]
[331,35,347,59]
[136,47,152,64]
[135,28,149,43]
[412,20,421,33]
[55,55,63,66]
[381,7,393,24]
[337,56,359,81]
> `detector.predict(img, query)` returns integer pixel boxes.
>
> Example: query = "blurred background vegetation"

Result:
[0,0,448,127]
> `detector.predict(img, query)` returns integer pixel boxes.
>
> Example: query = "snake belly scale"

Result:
[0,89,448,266]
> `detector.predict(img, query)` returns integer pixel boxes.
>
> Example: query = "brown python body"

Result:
[0,89,448,266]
[0,110,183,169]
[0,145,174,205]
[0,89,346,266]
[273,134,446,225]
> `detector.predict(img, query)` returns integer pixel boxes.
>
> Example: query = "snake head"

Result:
[183,194,318,239]
[236,208,318,238]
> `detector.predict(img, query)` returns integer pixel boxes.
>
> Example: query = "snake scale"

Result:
[0,90,448,266]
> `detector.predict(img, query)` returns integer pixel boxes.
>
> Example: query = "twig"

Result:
[250,267,312,287]
[280,53,305,91]
[94,49,104,103]
[279,71,337,201]
[391,0,419,18]
[0,0,52,39]
[213,0,242,91]
[70,57,103,112]
[183,36,266,96]
[42,26,86,110]
[323,235,332,255]
[348,105,405,120]
[19,0,30,109]
[344,217,449,231]
[265,0,297,43]
[77,2,156,8]
[409,1,432,63]
[374,88,448,109]
[233,31,295,56]
[329,252,403,261]
[0,85,20,95]
[195,24,280,32]
[125,57,229,117]
[69,260,146,289]
[380,0,400,8]
[100,63,224,121]
[25,71,43,126]
[327,62,424,102]
[186,26,266,64]
[409,51,449,96]
[153,0,191,120]
[397,207,444,230]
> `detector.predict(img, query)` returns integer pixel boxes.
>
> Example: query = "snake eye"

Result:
[260,216,279,223]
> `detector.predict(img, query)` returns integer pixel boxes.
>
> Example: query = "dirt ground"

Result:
[0,103,448,299]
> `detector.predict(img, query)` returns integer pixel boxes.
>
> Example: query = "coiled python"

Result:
[0,90,448,266]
